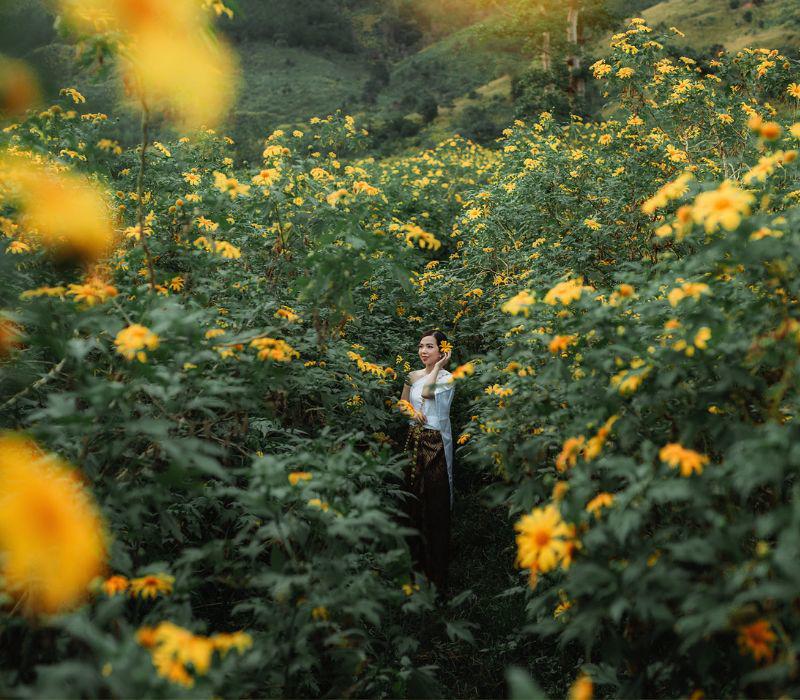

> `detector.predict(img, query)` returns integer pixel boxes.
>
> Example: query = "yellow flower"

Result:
[544,278,591,306]
[0,153,114,261]
[439,339,453,354]
[554,599,573,618]
[196,216,219,231]
[307,498,329,512]
[250,337,299,362]
[583,415,618,460]
[659,443,709,477]
[183,171,201,186]
[514,504,570,574]
[590,60,612,78]
[738,620,776,664]
[556,436,585,472]
[549,334,577,354]
[288,471,312,485]
[138,620,250,686]
[641,172,693,215]
[694,326,711,349]
[759,121,781,140]
[212,631,253,655]
[585,492,614,517]
[0,317,23,356]
[667,281,711,307]
[501,290,535,316]
[169,276,185,292]
[130,573,175,599]
[60,0,237,129]
[569,673,593,700]
[155,658,194,688]
[457,433,471,445]
[0,433,107,614]
[311,606,329,621]
[212,171,250,198]
[19,285,65,300]
[7,240,31,254]
[274,306,300,322]
[617,67,634,79]
[403,223,441,250]
[67,277,118,307]
[552,481,570,502]
[114,324,160,362]
[396,399,418,419]
[59,87,85,104]
[352,180,380,196]
[326,188,350,206]
[583,218,601,230]
[102,575,129,596]
[451,362,475,380]
[787,83,800,99]
[252,168,280,186]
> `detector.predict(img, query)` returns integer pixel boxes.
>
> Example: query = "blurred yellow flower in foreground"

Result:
[667,281,711,307]
[250,337,299,362]
[0,153,115,262]
[403,223,441,250]
[544,278,592,306]
[568,673,593,700]
[501,290,535,316]
[288,471,312,485]
[691,181,754,233]
[114,323,160,362]
[0,317,22,357]
[59,0,237,130]
[0,433,107,615]
[0,57,40,117]
[659,443,709,477]
[137,621,251,687]
[451,361,475,380]
[585,492,614,518]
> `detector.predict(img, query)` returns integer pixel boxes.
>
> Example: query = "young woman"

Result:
[399,330,455,594]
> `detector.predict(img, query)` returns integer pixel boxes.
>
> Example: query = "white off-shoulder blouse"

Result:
[408,369,455,504]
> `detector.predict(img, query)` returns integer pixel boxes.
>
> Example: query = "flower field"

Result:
[2,2,800,697]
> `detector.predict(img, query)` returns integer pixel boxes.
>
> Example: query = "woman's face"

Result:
[418,335,441,366]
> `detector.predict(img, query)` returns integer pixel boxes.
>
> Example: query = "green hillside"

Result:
[641,0,800,53]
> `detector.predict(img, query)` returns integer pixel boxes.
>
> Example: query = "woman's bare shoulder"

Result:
[408,369,425,381]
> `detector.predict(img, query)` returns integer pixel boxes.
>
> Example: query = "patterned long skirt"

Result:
[403,424,451,593]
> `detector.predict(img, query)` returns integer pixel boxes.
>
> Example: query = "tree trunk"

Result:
[565,1,585,99]
[541,30,551,71]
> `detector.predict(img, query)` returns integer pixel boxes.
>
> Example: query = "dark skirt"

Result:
[403,424,451,593]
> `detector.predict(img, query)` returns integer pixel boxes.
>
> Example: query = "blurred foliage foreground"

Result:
[3,5,800,698]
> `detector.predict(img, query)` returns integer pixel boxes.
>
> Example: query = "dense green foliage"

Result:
[4,7,800,699]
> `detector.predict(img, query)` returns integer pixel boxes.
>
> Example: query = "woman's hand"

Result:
[413,409,427,425]
[435,350,451,369]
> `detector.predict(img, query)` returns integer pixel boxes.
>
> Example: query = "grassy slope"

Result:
[379,22,526,110]
[641,0,800,52]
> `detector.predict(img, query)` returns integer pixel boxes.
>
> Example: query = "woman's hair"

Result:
[420,329,448,350]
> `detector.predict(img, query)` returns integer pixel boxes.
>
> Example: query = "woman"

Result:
[399,330,454,594]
